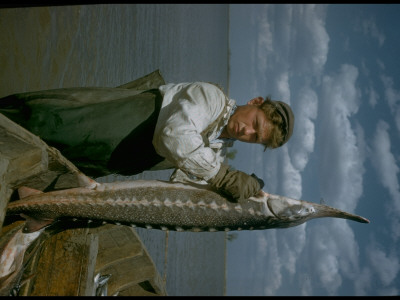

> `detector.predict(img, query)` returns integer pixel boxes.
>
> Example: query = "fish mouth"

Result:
[267,194,370,225]
[312,203,370,223]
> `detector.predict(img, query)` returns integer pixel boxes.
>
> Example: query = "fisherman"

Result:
[0,70,294,201]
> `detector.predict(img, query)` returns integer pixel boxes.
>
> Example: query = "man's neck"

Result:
[218,126,229,139]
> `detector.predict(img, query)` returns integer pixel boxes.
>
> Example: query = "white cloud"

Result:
[296,4,329,75]
[354,15,385,47]
[371,120,400,241]
[245,5,328,202]
[281,145,302,199]
[360,61,380,109]
[275,71,291,104]
[367,244,400,287]
[299,272,313,296]
[260,147,280,193]
[354,267,372,295]
[380,74,400,135]
[376,58,385,71]
[367,86,379,108]
[289,87,318,171]
[249,4,327,202]
[255,227,307,296]
[256,9,273,73]
[360,60,370,77]
[371,121,400,211]
[318,64,365,212]
[230,4,399,297]
[255,231,283,296]
[313,227,343,294]
[380,74,400,111]
[361,17,385,47]
[303,220,363,295]
[354,122,367,164]
[278,225,307,276]
[252,4,329,95]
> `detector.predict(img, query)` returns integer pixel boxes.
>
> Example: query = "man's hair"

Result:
[259,96,285,149]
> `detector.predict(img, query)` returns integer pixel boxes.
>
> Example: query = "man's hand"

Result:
[250,173,264,189]
[255,190,269,198]
[208,163,262,201]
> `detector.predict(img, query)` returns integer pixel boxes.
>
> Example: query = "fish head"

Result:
[266,194,370,228]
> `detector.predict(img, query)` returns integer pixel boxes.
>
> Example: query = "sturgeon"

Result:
[6,177,369,233]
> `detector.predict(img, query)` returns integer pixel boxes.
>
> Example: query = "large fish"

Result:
[5,175,369,233]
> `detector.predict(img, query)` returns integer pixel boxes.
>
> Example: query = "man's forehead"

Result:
[257,110,271,144]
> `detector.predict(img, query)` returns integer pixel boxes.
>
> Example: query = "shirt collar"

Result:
[212,104,237,145]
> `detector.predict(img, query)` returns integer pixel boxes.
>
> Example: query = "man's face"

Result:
[225,97,271,144]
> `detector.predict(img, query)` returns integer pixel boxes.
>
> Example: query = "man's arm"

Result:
[153,82,262,200]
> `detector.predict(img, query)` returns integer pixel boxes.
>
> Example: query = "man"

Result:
[0,70,294,201]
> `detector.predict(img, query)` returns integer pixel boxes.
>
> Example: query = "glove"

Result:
[250,173,265,189]
[208,163,261,201]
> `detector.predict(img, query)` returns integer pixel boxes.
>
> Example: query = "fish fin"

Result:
[17,186,43,199]
[20,213,54,233]
[76,172,100,190]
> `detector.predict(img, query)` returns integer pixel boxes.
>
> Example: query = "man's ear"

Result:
[247,97,264,106]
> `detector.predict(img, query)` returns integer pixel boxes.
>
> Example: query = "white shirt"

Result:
[152,82,236,182]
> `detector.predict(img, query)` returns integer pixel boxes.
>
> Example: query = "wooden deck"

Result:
[0,114,167,296]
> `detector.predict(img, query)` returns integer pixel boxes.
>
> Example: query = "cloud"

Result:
[289,87,318,171]
[293,4,329,76]
[371,121,400,212]
[248,4,328,201]
[275,71,291,104]
[254,226,307,296]
[354,266,372,295]
[253,231,283,295]
[303,220,364,295]
[310,225,343,294]
[318,64,365,212]
[249,4,329,204]
[255,10,273,72]
[230,5,399,297]
[376,58,385,71]
[280,146,302,199]
[380,74,400,135]
[360,61,379,108]
[240,5,329,203]
[278,225,307,276]
[367,244,400,288]
[360,17,386,47]
[371,120,400,241]
[354,14,385,47]
[354,122,367,163]
[367,86,379,108]
[252,4,329,97]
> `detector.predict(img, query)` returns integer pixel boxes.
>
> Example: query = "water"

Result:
[0,4,229,296]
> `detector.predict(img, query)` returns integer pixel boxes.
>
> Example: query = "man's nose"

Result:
[243,127,255,135]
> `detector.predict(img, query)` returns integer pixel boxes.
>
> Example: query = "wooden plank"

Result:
[0,113,82,231]
[94,224,143,271]
[10,224,167,296]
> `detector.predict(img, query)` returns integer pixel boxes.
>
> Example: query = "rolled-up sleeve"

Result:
[152,82,226,181]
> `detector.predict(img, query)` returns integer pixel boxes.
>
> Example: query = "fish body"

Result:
[6,180,369,232]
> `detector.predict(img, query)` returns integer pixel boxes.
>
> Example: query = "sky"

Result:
[227,4,400,296]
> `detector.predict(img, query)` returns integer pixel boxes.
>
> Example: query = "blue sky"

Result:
[227,4,400,296]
